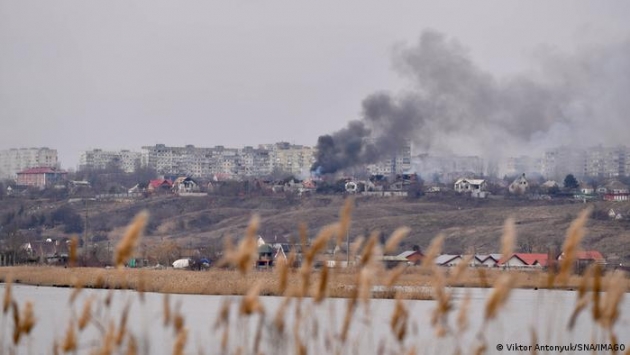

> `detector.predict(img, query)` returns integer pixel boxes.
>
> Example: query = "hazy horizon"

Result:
[2,1,630,170]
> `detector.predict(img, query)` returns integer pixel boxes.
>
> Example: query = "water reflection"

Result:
[0,285,628,354]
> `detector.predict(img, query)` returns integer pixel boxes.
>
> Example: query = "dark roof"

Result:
[18,167,66,174]
[258,244,275,253]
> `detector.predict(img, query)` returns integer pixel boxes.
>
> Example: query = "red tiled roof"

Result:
[502,253,548,266]
[149,179,173,188]
[18,167,65,174]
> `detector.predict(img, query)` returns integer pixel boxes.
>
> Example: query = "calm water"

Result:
[0,284,628,354]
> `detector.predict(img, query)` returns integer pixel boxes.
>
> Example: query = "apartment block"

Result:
[366,141,412,176]
[79,149,142,173]
[541,147,586,180]
[141,143,311,179]
[542,145,630,180]
[0,147,58,179]
[267,142,315,177]
[501,156,542,178]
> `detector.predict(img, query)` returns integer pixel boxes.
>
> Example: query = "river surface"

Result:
[0,284,628,354]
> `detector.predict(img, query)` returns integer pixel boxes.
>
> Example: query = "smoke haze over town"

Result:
[1,1,630,170]
[312,30,630,174]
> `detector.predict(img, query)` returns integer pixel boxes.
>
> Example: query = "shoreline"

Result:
[1,265,621,299]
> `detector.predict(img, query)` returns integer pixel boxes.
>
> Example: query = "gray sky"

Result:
[1,1,629,169]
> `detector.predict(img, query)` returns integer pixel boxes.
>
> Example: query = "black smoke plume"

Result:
[312,30,630,174]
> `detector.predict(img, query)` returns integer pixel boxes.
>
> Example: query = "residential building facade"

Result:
[79,149,142,173]
[16,167,67,189]
[0,147,58,179]
[542,145,630,180]
[141,143,314,179]
[366,140,412,176]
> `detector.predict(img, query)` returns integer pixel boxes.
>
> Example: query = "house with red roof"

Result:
[397,249,424,265]
[16,167,67,189]
[147,179,173,193]
[557,250,605,272]
[501,253,548,268]
[601,181,630,201]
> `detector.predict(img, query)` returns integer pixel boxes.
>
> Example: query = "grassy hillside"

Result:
[2,194,630,263]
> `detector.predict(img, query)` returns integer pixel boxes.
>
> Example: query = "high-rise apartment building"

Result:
[141,143,311,179]
[79,149,142,173]
[366,141,412,176]
[267,142,316,177]
[541,146,586,181]
[541,145,630,181]
[501,156,542,178]
[583,145,627,178]
[0,147,58,179]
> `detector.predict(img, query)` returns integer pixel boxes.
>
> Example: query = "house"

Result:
[475,254,502,267]
[557,250,605,269]
[257,244,275,268]
[454,178,488,198]
[378,255,409,269]
[608,209,623,220]
[22,239,69,264]
[435,254,463,267]
[454,178,486,193]
[508,174,529,195]
[172,177,200,193]
[274,245,287,263]
[500,253,548,268]
[257,236,266,247]
[579,185,595,195]
[269,235,293,255]
[16,167,67,189]
[147,179,173,193]
[397,250,424,265]
[601,181,630,201]
[541,180,559,192]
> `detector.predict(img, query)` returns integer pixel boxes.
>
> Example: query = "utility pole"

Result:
[346,225,350,267]
[84,199,89,261]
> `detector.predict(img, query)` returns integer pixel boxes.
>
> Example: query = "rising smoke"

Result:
[312,30,630,175]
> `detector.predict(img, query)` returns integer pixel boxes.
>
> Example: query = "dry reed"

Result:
[315,265,329,303]
[3,275,11,314]
[421,234,444,269]
[78,296,93,331]
[390,293,409,342]
[61,320,77,352]
[114,211,148,269]
[68,236,78,268]
[450,254,473,284]
[337,197,354,246]
[163,294,171,327]
[240,281,264,316]
[600,270,626,330]
[220,214,260,274]
[500,218,516,260]
[384,227,411,254]
[484,274,515,321]
[457,291,471,333]
[557,208,591,284]
[115,302,130,346]
[173,328,188,355]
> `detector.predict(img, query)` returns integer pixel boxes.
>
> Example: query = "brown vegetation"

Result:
[0,201,628,354]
